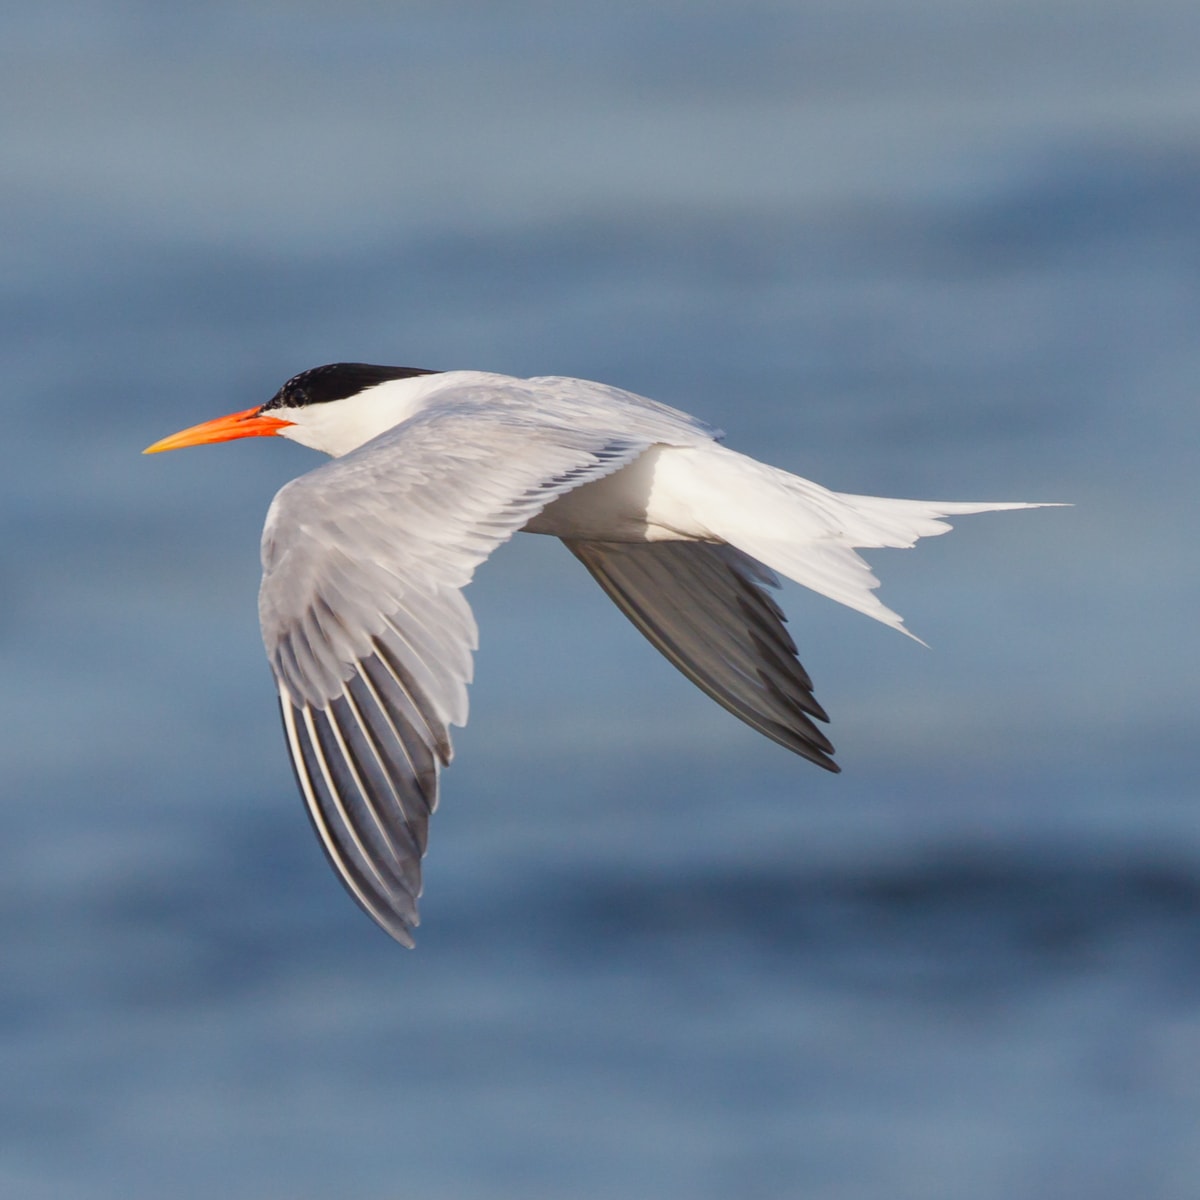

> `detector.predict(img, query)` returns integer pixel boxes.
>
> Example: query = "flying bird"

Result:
[146,363,1052,945]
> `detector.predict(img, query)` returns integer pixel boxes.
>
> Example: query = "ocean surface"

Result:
[3,3,1199,1197]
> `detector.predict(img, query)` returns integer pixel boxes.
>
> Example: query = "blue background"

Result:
[4,3,1198,1197]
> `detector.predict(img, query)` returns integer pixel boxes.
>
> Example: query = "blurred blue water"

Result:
[3,4,1199,1198]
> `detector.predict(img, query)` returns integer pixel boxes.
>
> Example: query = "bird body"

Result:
[146,363,1055,946]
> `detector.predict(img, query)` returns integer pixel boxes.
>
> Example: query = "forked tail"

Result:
[683,447,1060,640]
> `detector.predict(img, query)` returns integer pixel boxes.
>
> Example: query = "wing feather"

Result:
[258,397,691,943]
[566,539,839,772]
[280,695,420,941]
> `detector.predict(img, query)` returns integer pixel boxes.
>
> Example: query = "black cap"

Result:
[263,363,441,410]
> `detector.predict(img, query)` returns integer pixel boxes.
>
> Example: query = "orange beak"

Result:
[143,406,294,454]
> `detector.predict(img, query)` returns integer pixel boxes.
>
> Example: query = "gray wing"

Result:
[259,407,653,945]
[565,540,839,772]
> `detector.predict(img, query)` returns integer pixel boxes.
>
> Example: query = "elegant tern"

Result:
[146,363,1054,945]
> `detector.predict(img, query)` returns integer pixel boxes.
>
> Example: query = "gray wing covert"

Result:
[258,407,650,945]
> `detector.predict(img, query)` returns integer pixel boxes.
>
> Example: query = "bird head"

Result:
[144,363,441,458]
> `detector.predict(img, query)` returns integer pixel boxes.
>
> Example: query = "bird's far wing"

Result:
[566,539,839,772]
[258,409,650,945]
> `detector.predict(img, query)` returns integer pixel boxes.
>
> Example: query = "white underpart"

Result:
[530,442,1044,638]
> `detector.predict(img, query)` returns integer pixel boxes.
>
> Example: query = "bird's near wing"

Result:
[258,407,649,945]
[566,540,838,772]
